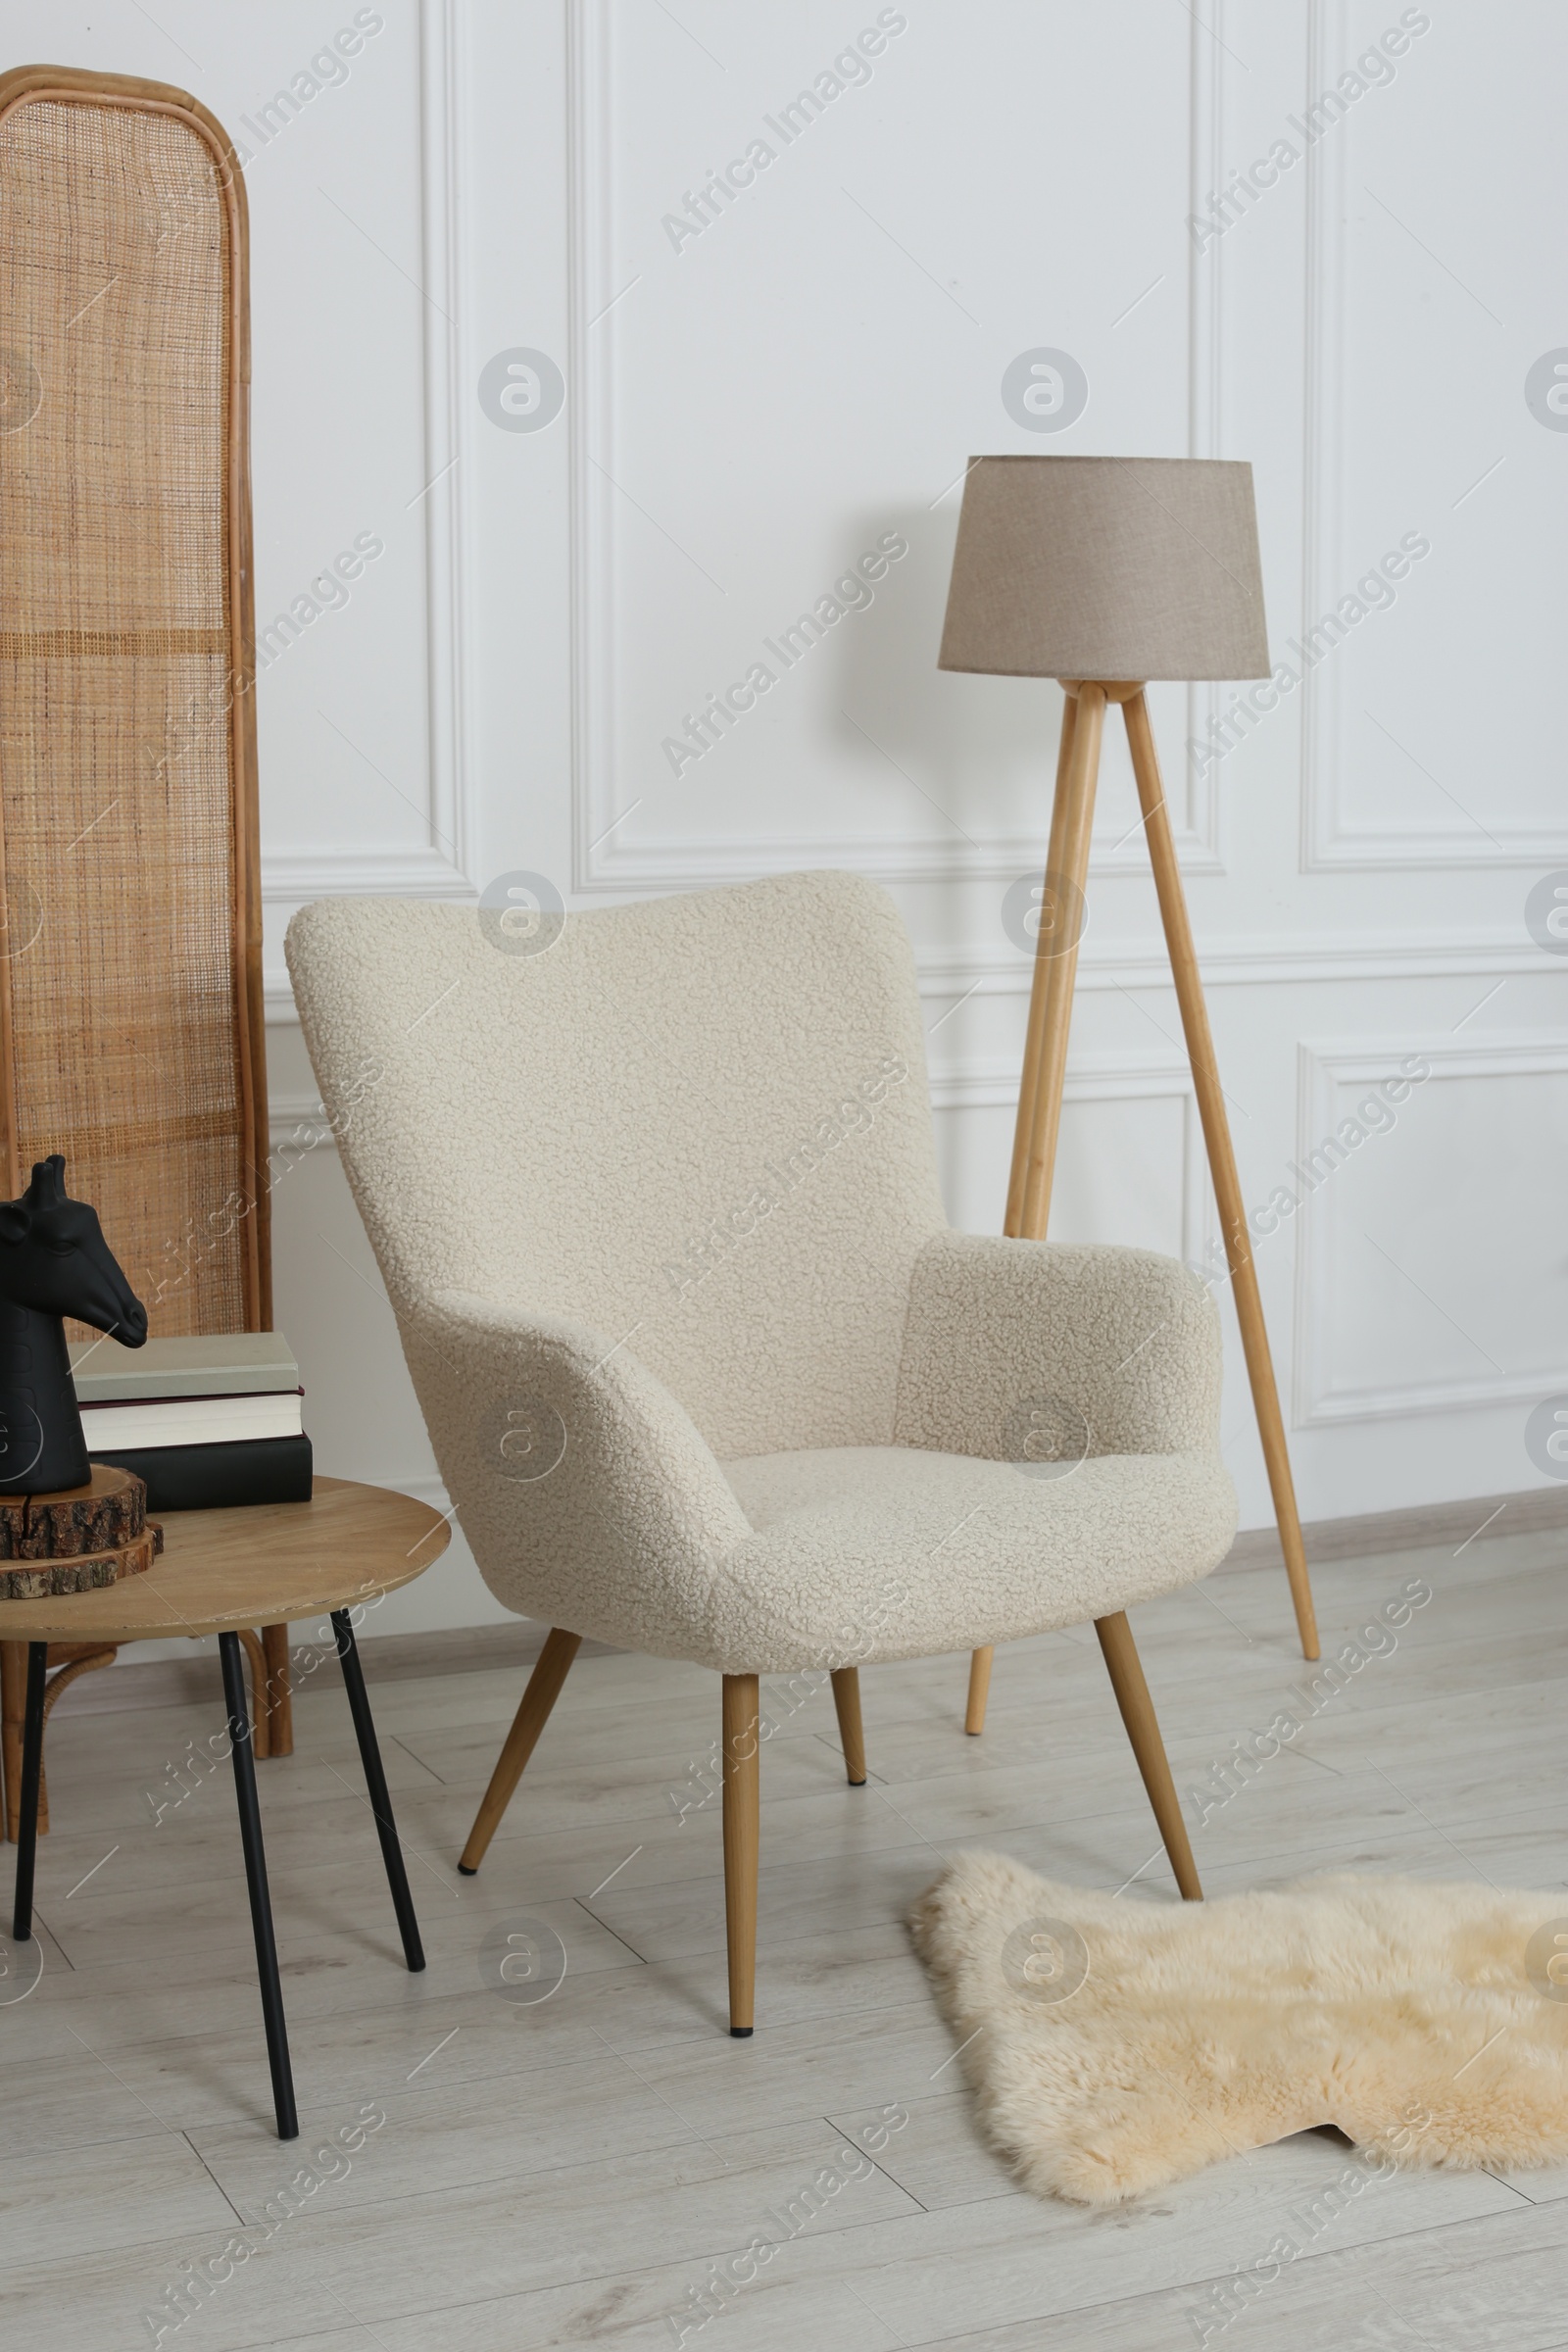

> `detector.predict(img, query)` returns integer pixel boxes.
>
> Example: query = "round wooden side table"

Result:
[0,1476,451,2140]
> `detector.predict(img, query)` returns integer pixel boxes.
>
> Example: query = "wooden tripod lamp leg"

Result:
[1015,683,1106,1241]
[968,685,1109,1737]
[1122,690,1320,1661]
[1004,690,1081,1237]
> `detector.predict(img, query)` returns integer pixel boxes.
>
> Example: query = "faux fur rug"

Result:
[909,1851,1568,2206]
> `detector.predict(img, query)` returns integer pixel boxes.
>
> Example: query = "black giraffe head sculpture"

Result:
[0,1155,148,1494]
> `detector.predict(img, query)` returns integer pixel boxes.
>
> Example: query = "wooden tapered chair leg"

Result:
[458,1629,580,1874]
[722,1673,760,2035]
[964,1645,994,1736]
[1095,1610,1201,1900]
[829,1668,866,1784]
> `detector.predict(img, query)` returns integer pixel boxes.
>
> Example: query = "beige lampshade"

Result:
[938,455,1269,683]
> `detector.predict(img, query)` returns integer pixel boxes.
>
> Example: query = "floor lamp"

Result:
[937,455,1320,1736]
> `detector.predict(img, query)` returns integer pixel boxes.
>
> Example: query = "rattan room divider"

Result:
[0,65,280,1830]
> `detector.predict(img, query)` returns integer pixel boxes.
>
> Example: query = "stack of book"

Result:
[68,1333,313,1510]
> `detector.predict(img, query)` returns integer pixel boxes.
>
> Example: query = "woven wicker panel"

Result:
[0,83,264,1335]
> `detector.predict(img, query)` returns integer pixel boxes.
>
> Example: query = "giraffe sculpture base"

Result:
[0,1464,161,1596]
[0,1527,160,1600]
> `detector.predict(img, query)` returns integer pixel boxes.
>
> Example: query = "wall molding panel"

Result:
[1298,0,1568,873]
[1293,1034,1568,1426]
[265,923,1546,1025]
[565,0,1231,896]
[931,1052,1208,1270]
[261,0,476,908]
[917,927,1547,1005]
[266,845,475,906]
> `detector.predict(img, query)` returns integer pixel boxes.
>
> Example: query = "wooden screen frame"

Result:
[0,64,270,1329]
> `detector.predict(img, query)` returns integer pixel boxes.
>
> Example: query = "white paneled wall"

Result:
[42,1,1568,1638]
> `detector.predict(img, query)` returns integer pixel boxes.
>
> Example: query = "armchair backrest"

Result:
[286,870,946,1456]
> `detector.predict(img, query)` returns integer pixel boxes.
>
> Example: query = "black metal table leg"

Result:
[331,1609,425,1972]
[220,1631,298,2140]
[11,1641,46,1940]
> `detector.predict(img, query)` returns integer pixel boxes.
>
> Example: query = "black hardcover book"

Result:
[90,1435,314,1512]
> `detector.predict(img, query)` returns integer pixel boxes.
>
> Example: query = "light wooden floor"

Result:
[3,1519,1567,2351]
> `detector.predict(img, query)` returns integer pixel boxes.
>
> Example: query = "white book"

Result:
[70,1332,301,1404]
[77,1392,305,1450]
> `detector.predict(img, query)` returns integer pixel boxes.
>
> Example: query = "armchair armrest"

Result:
[402,1288,752,1659]
[894,1232,1223,1462]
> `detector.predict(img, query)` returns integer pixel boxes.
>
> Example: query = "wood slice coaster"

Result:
[0,1523,161,1601]
[0,1463,148,1559]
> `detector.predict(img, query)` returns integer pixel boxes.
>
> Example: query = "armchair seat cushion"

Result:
[716,1443,1237,1676]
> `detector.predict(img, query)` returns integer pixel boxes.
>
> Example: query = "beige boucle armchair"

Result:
[286,869,1237,2033]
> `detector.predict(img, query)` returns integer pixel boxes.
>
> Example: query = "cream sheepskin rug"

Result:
[909,1851,1568,2206]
